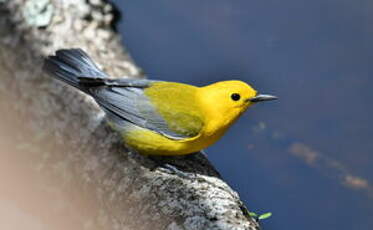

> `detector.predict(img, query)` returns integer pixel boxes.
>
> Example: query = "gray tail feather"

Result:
[43,48,109,92]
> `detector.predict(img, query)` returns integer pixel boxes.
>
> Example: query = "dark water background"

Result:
[114,1,373,229]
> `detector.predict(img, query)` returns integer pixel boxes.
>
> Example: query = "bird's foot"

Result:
[158,163,197,180]
[199,149,207,157]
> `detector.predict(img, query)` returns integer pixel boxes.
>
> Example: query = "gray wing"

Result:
[85,78,189,140]
[44,49,180,138]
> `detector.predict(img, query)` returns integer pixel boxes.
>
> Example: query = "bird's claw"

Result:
[158,163,197,180]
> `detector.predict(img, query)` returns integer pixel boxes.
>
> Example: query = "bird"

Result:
[43,48,277,156]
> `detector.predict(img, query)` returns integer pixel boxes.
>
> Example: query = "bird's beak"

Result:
[248,94,278,103]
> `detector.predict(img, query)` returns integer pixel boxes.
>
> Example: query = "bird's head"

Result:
[199,80,277,122]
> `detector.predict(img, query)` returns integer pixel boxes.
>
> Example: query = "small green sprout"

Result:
[249,212,272,221]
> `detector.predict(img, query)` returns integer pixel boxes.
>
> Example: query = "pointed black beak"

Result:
[248,94,278,103]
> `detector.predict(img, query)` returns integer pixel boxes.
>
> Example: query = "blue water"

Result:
[115,1,373,229]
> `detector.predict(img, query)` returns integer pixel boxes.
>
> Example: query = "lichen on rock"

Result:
[22,0,53,27]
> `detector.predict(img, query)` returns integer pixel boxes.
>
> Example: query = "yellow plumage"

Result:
[124,81,258,155]
[44,49,277,156]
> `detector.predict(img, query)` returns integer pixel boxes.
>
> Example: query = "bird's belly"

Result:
[122,128,224,156]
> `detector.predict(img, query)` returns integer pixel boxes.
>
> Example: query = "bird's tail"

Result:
[43,48,109,92]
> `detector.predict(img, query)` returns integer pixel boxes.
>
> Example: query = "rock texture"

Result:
[0,0,260,229]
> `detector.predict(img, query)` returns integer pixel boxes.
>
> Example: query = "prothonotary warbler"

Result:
[43,49,277,156]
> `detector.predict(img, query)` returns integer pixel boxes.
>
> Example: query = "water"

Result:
[115,1,373,229]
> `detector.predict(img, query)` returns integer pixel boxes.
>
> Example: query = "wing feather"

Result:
[89,79,202,140]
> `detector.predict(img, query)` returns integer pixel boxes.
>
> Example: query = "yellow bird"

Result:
[44,49,277,156]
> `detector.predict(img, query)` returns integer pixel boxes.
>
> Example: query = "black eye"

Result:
[231,93,241,101]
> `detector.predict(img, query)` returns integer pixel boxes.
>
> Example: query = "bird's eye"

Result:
[231,93,241,101]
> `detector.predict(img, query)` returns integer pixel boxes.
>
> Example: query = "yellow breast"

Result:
[123,124,229,156]
[123,80,256,156]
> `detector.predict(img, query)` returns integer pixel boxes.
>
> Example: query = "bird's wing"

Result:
[83,78,204,140]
